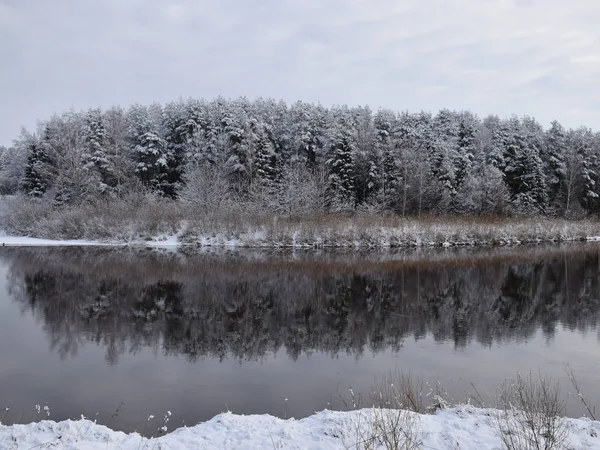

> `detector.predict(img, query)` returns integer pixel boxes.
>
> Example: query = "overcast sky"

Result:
[1,0,599,146]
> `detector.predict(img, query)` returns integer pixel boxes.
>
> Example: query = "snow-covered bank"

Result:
[2,214,600,249]
[0,234,180,248]
[0,235,120,247]
[2,229,600,250]
[1,406,599,449]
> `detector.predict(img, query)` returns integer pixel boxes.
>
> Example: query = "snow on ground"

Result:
[0,235,121,246]
[2,229,600,249]
[1,406,599,449]
[145,234,181,247]
[0,234,180,248]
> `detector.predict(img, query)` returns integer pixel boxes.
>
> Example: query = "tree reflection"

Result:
[3,246,600,364]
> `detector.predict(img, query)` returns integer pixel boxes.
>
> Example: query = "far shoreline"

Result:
[2,213,600,249]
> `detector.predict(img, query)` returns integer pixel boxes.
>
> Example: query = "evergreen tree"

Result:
[22,140,49,197]
[325,107,357,209]
[503,117,547,213]
[250,119,279,188]
[455,114,477,189]
[127,105,167,190]
[373,109,397,207]
[182,99,211,165]
[82,108,114,194]
[288,101,321,167]
[429,111,457,201]
[350,106,378,206]
[161,101,187,198]
[570,127,600,215]
[221,100,251,192]
[481,115,507,170]
[543,120,567,206]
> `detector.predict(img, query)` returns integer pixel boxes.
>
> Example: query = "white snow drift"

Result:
[1,406,599,449]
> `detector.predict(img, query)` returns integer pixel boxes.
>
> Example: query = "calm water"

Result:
[0,245,599,434]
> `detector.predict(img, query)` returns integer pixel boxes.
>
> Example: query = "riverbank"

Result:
[2,214,600,249]
[1,405,599,449]
[3,195,600,248]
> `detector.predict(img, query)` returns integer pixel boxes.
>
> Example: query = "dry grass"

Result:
[337,371,581,450]
[1,195,600,247]
[492,373,567,450]
[336,372,445,450]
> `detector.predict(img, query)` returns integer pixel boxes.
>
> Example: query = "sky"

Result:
[1,0,599,146]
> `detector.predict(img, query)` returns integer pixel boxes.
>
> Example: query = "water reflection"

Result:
[4,245,600,365]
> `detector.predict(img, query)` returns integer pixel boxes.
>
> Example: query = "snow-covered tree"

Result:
[249,119,279,188]
[288,101,322,168]
[221,100,252,193]
[373,109,398,208]
[543,120,567,207]
[503,117,547,213]
[178,164,231,212]
[0,134,30,194]
[570,127,600,215]
[276,165,327,215]
[325,107,358,210]
[7,95,600,220]
[127,104,167,190]
[21,139,49,198]
[161,101,187,198]
[104,106,137,197]
[82,108,114,195]
[481,115,507,170]
[455,113,477,189]
[181,99,212,165]
[455,157,509,215]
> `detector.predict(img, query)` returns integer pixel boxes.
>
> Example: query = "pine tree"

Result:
[221,101,251,192]
[251,119,278,188]
[372,109,398,207]
[571,127,600,215]
[22,140,49,197]
[325,107,357,210]
[481,115,507,170]
[161,101,187,198]
[82,108,114,194]
[350,106,379,206]
[503,117,547,213]
[455,115,476,189]
[429,111,457,200]
[127,105,167,190]
[288,101,321,167]
[182,99,211,165]
[543,121,567,207]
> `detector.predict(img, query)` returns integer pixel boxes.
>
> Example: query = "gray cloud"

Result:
[1,0,599,145]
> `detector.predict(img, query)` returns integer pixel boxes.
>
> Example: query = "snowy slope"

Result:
[1,406,599,449]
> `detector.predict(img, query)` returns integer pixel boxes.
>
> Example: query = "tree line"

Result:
[1,97,599,217]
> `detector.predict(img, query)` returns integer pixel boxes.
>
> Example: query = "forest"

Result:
[2,97,599,215]
[1,97,599,242]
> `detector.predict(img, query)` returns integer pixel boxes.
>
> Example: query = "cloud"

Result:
[1,0,599,145]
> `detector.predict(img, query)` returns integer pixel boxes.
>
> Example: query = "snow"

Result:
[0,235,120,247]
[2,224,600,249]
[0,233,180,248]
[145,234,181,247]
[1,406,599,449]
